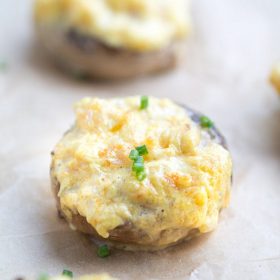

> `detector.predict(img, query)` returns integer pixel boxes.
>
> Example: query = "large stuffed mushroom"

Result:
[34,0,191,79]
[51,96,232,251]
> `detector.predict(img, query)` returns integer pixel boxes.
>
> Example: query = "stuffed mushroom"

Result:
[51,96,232,251]
[34,0,191,80]
[18,273,116,280]
[270,63,280,94]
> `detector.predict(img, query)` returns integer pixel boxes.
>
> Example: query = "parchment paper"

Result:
[0,0,279,279]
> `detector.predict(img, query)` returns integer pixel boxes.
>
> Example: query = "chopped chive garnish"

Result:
[97,244,110,258]
[71,69,88,80]
[62,269,73,278]
[129,147,147,181]
[0,62,7,72]
[199,116,214,129]
[129,149,139,161]
[132,161,145,172]
[37,274,49,280]
[140,96,149,110]
[136,145,148,156]
[134,155,144,163]
[136,171,146,181]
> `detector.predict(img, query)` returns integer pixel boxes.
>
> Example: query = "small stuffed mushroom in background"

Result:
[34,0,191,80]
[16,273,117,280]
[270,63,280,94]
[51,274,117,280]
[50,96,232,251]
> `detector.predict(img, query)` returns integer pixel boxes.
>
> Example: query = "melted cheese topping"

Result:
[48,274,116,280]
[52,97,232,244]
[34,0,190,51]
[270,63,280,94]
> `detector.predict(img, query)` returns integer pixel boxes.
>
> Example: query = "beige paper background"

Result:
[0,0,280,279]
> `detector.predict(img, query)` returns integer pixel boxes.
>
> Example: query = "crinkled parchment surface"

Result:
[0,0,279,279]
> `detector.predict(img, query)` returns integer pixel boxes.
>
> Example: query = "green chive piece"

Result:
[128,147,148,182]
[136,145,148,156]
[62,269,73,278]
[129,149,139,161]
[199,116,214,129]
[97,244,110,258]
[132,161,145,172]
[140,96,149,110]
[136,171,147,181]
[71,69,88,80]
[0,62,7,72]
[134,156,144,163]
[37,274,49,280]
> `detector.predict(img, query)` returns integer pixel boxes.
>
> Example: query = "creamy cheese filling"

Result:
[34,0,191,51]
[52,97,232,242]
